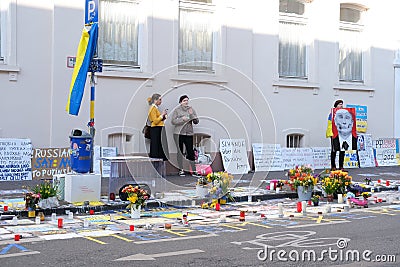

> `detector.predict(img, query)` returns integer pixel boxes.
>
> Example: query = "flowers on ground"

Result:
[206,172,234,199]
[286,165,318,191]
[321,170,352,195]
[31,180,58,199]
[311,195,321,203]
[196,176,208,186]
[121,185,150,209]
[24,192,40,210]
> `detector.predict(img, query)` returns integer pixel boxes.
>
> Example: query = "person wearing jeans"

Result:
[171,95,199,176]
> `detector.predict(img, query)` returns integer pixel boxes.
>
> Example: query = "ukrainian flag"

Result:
[66,23,98,116]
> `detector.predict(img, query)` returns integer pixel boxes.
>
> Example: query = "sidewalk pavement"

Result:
[0,166,400,217]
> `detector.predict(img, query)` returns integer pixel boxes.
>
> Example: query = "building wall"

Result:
[0,0,399,167]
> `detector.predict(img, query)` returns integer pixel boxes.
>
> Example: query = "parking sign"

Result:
[85,0,98,24]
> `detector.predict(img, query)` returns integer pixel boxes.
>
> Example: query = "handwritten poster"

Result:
[346,104,368,133]
[31,148,71,179]
[252,143,283,172]
[311,147,331,169]
[281,148,314,170]
[0,138,32,181]
[93,146,117,177]
[220,139,250,174]
[343,150,359,168]
[373,138,397,166]
[358,148,375,167]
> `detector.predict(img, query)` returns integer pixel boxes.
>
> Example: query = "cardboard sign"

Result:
[311,147,331,169]
[31,148,71,179]
[219,139,250,174]
[343,150,359,168]
[373,138,398,166]
[346,104,368,133]
[252,143,283,172]
[0,139,32,181]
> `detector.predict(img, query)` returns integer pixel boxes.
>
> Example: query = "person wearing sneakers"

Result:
[171,95,199,176]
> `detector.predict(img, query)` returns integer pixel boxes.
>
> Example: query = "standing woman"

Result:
[148,94,169,174]
[171,95,199,176]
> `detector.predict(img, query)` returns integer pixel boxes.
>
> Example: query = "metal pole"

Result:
[89,72,95,173]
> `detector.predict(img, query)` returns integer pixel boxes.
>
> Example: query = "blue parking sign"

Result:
[85,0,98,24]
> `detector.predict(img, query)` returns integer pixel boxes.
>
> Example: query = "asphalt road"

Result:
[1,204,399,267]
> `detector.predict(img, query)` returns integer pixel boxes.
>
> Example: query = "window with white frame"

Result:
[98,0,140,68]
[339,4,366,82]
[178,0,214,72]
[278,0,308,79]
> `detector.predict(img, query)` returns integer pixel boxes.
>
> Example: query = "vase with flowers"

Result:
[286,165,318,201]
[32,181,59,209]
[311,195,321,206]
[121,185,150,219]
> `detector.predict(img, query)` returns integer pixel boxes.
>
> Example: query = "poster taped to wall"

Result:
[31,148,71,179]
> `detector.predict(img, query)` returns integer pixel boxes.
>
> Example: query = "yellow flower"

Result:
[127,194,138,204]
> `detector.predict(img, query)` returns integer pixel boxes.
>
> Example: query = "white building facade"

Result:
[1,0,399,171]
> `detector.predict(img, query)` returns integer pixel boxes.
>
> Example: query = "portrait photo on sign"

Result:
[332,108,357,151]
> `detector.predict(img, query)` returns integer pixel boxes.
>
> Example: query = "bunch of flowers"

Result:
[286,165,318,191]
[31,181,58,199]
[361,192,371,199]
[331,170,352,194]
[364,177,372,185]
[121,185,150,209]
[206,172,234,199]
[311,194,321,203]
[321,176,340,195]
[24,192,40,210]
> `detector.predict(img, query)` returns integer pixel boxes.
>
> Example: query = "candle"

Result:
[165,223,172,229]
[302,201,307,215]
[89,209,94,215]
[3,205,8,212]
[307,200,311,206]
[297,202,302,213]
[58,218,63,228]
[278,203,283,216]
[109,193,115,201]
[14,234,20,241]
[386,180,390,186]
[378,179,381,183]
[239,211,245,221]
[129,225,135,231]
[35,216,41,225]
[338,194,343,204]
[83,219,89,228]
[215,203,220,211]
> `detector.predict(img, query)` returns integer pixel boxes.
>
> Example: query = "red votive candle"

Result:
[89,210,94,215]
[215,203,220,211]
[109,193,115,201]
[57,218,63,228]
[3,205,8,212]
[14,234,20,241]
[239,211,245,221]
[307,200,312,206]
[260,214,265,218]
[129,225,134,231]
[386,180,390,186]
[297,202,302,213]
[378,179,381,183]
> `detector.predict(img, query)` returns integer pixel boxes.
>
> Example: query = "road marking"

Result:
[110,234,132,242]
[239,222,272,228]
[316,215,323,223]
[114,249,204,261]
[134,233,217,244]
[0,244,29,254]
[164,228,193,237]
[84,236,107,245]
[286,220,349,228]
[221,224,247,231]
[0,251,40,258]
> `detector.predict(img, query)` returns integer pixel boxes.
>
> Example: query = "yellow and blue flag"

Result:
[66,23,98,116]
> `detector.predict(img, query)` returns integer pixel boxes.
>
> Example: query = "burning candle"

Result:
[129,225,135,231]
[297,202,302,213]
[57,218,63,228]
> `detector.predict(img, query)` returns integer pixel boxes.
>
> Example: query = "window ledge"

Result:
[0,64,20,72]
[272,80,320,94]
[170,74,228,84]
[333,83,375,97]
[97,69,154,80]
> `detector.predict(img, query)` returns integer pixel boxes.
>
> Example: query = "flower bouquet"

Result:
[206,171,234,202]
[121,185,150,209]
[24,192,40,210]
[32,181,59,209]
[286,165,318,192]
[331,170,352,194]
[311,195,321,206]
